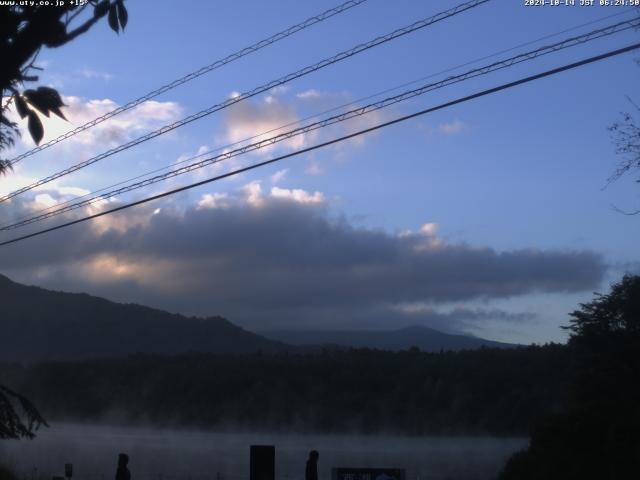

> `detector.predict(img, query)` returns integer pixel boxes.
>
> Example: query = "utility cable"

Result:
[6,0,370,166]
[1,41,638,247]
[0,0,490,203]
[3,16,638,231]
[8,8,635,228]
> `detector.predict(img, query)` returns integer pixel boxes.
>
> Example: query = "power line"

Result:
[0,0,490,204]
[4,16,638,231]
[9,9,636,229]
[1,41,638,248]
[6,0,369,166]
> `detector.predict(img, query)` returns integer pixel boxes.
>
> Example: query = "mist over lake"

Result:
[0,424,525,480]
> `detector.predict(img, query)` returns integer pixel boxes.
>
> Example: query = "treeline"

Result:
[498,275,640,479]
[0,345,569,435]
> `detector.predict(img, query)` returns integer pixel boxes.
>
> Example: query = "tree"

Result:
[608,99,640,214]
[607,16,639,214]
[0,0,129,175]
[499,275,640,479]
[0,384,47,439]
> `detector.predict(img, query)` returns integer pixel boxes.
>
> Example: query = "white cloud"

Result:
[420,223,439,236]
[33,193,57,208]
[0,172,91,227]
[438,119,465,135]
[197,193,229,210]
[270,169,288,184]
[57,186,91,197]
[305,161,323,176]
[196,145,210,156]
[270,187,324,204]
[78,69,114,81]
[400,222,443,250]
[296,89,322,100]
[243,181,264,208]
[11,96,183,150]
[269,85,290,96]
[221,96,306,154]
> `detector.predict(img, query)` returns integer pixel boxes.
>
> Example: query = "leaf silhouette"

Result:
[93,0,110,18]
[116,0,128,30]
[23,88,67,120]
[36,87,66,120]
[49,106,67,121]
[23,89,51,117]
[14,95,30,119]
[36,87,64,107]
[27,111,43,145]
[108,4,119,33]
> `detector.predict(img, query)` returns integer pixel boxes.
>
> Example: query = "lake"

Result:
[0,424,526,480]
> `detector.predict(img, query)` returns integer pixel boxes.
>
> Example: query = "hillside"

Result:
[0,274,289,362]
[0,274,516,362]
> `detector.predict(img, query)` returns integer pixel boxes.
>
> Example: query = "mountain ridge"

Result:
[0,274,517,362]
[261,325,518,351]
[0,273,290,362]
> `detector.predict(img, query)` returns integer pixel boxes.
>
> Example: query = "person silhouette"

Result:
[305,450,319,480]
[115,453,131,480]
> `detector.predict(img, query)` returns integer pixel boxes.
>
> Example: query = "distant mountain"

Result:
[0,274,516,363]
[0,274,290,362]
[261,325,517,352]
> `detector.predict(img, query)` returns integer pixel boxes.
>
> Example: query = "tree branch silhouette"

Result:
[0,0,128,175]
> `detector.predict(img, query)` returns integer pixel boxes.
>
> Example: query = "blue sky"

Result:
[0,0,639,344]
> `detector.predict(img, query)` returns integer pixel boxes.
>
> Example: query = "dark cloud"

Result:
[0,188,606,332]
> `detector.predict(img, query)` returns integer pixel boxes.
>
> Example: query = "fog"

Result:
[0,424,526,480]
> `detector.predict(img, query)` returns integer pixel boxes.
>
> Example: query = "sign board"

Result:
[332,468,405,480]
[250,445,275,480]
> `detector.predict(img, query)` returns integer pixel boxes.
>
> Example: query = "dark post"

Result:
[250,445,275,480]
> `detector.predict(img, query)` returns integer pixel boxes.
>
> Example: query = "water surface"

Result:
[0,424,526,480]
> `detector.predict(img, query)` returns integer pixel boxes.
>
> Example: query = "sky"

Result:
[1,0,639,344]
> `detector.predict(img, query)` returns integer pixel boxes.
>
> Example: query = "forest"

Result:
[0,344,568,435]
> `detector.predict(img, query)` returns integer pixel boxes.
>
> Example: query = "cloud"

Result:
[197,193,229,210]
[217,88,386,168]
[322,305,538,334]
[0,186,607,334]
[0,180,93,229]
[10,96,182,150]
[437,119,465,135]
[296,89,322,100]
[78,69,114,81]
[220,96,307,154]
[270,169,288,184]
[419,222,438,236]
[305,161,323,176]
[270,186,324,204]
[243,180,264,207]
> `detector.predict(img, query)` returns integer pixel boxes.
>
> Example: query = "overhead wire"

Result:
[6,0,370,166]
[0,0,491,203]
[1,41,639,247]
[7,8,636,229]
[2,16,638,231]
